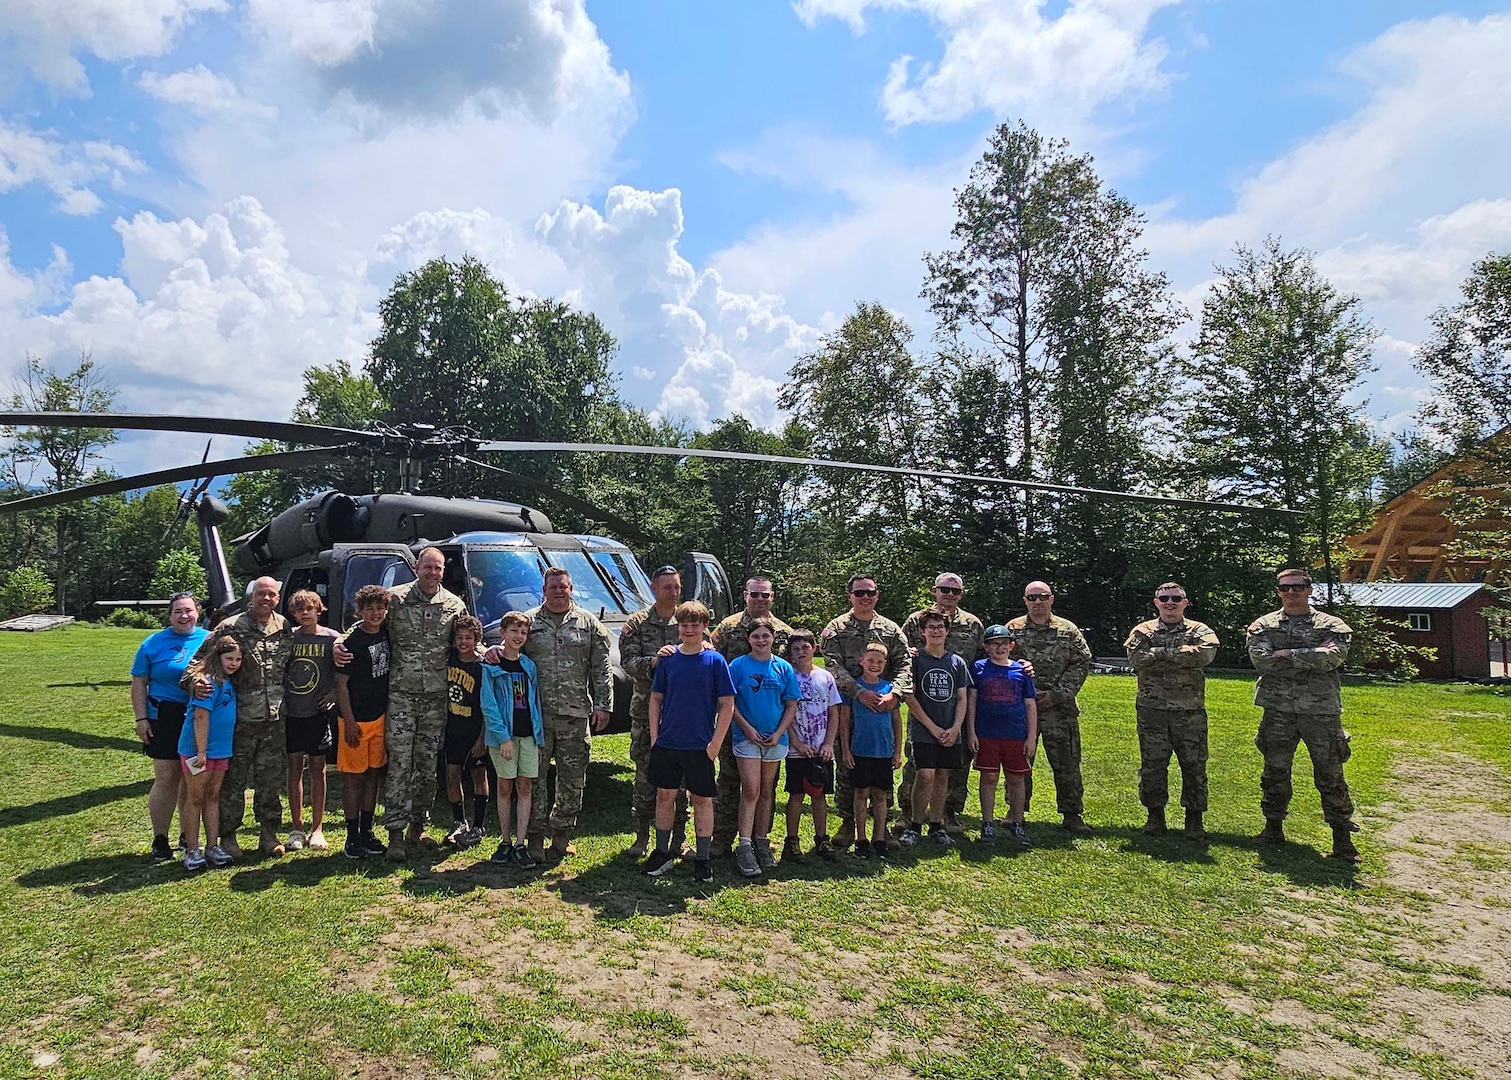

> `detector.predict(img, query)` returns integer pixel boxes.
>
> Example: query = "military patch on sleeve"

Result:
[1247,621,1263,634]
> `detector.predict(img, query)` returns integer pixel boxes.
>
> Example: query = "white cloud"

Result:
[0,119,143,215]
[139,65,279,120]
[796,0,1180,126]
[0,0,225,93]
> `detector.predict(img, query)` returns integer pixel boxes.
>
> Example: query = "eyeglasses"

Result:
[1024,594,1052,602]
[935,586,962,595]
[746,591,773,599]
[653,565,678,577]
[1155,595,1186,603]
[1276,582,1311,592]
[850,589,878,598]
[168,591,197,603]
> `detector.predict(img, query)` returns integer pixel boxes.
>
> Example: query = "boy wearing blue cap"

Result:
[966,625,1037,846]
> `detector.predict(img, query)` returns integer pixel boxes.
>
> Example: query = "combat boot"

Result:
[1328,824,1361,864]
[1141,808,1166,836]
[1255,818,1285,846]
[833,820,855,850]
[1062,814,1095,836]
[220,832,242,859]
[386,827,407,863]
[549,828,576,858]
[526,836,546,863]
[627,823,650,859]
[259,822,285,857]
[1183,810,1206,841]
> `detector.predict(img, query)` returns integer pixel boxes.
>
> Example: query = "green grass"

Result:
[0,627,1507,1079]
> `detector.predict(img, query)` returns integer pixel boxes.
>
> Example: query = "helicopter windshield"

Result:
[589,549,654,608]
[465,548,547,626]
[543,549,629,616]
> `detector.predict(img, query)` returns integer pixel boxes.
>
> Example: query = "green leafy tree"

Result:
[0,564,53,619]
[1416,252,1511,448]
[150,548,208,604]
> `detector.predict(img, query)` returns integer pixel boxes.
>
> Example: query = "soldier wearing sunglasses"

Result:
[1124,583,1220,840]
[1246,568,1359,863]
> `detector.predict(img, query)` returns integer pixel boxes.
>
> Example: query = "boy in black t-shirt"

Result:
[443,615,490,848]
[336,585,392,859]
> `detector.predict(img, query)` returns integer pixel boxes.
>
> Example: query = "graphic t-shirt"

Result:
[909,650,973,743]
[792,667,842,751]
[728,653,801,748]
[493,656,532,739]
[972,659,1036,741]
[447,650,483,729]
[131,627,209,717]
[284,627,339,718]
[341,626,390,724]
[650,648,736,751]
[848,678,896,758]
[179,680,237,759]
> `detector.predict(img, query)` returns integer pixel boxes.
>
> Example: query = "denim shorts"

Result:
[732,739,788,762]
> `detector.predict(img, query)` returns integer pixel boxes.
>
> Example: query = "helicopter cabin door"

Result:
[327,544,418,628]
[682,552,733,623]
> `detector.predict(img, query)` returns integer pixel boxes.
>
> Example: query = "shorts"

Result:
[976,736,1031,776]
[732,738,789,762]
[849,755,894,793]
[785,755,834,796]
[490,737,540,780]
[911,740,963,771]
[648,746,717,799]
[444,715,486,766]
[336,716,388,774]
[286,703,337,757]
[143,701,187,760]
[181,754,229,774]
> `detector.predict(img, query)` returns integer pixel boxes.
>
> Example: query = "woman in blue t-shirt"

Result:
[179,632,243,871]
[128,592,209,863]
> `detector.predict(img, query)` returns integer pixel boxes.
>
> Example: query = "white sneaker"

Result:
[305,829,328,850]
[183,848,207,871]
[287,829,307,851]
[206,844,234,868]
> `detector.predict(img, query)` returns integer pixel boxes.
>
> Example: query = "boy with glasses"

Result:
[1124,583,1220,839]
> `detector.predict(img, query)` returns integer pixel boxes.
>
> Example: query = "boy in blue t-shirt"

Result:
[966,625,1038,846]
[727,618,801,876]
[841,643,903,859]
[645,600,735,882]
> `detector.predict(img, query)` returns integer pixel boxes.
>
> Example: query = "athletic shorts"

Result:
[143,700,187,760]
[648,746,717,799]
[849,755,894,793]
[490,737,540,780]
[444,715,486,766]
[337,716,388,774]
[286,703,337,757]
[911,740,963,771]
[976,736,1031,776]
[180,754,229,774]
[785,755,834,796]
[732,739,788,762]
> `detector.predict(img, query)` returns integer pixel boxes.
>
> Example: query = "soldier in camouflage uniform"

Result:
[523,566,613,862]
[381,547,468,861]
[189,576,292,858]
[1124,582,1220,840]
[1246,568,1360,863]
[710,576,793,855]
[820,574,912,849]
[1006,581,1095,835]
[898,572,985,830]
[620,565,692,857]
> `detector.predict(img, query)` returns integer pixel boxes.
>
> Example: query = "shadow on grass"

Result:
[1252,837,1362,889]
[45,679,133,688]
[228,850,407,892]
[15,849,177,896]
[0,721,142,755]
[0,779,152,829]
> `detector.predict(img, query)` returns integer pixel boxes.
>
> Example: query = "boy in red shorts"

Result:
[335,585,391,859]
[966,624,1038,847]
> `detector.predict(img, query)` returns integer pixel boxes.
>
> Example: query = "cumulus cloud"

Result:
[0,0,225,93]
[139,65,279,120]
[0,119,143,214]
[795,0,1180,126]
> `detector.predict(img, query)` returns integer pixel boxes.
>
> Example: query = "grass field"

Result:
[1,628,1508,1079]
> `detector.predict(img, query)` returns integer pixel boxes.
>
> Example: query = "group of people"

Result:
[129,552,1362,877]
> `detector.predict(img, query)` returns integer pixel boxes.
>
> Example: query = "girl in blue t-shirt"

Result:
[178,633,243,871]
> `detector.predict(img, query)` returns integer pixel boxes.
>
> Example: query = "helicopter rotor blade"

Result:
[0,447,352,515]
[476,441,1302,516]
[0,411,379,448]
[455,455,653,542]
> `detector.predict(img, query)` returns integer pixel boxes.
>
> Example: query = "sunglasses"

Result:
[1024,594,1052,602]
[746,591,773,598]
[935,586,962,595]
[850,589,879,598]
[1276,582,1311,592]
[1155,594,1186,603]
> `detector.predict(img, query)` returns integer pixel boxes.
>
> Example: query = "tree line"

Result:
[3,121,1507,664]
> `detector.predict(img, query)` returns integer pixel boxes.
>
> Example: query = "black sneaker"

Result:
[359,832,388,857]
[512,844,537,869]
[344,836,367,860]
[490,841,513,864]
[150,835,174,862]
[814,836,837,862]
[644,849,677,877]
[853,840,872,859]
[692,859,713,883]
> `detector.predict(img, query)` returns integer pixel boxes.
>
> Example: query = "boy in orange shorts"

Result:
[336,585,391,859]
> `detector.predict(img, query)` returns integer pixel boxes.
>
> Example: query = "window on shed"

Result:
[1407,612,1432,632]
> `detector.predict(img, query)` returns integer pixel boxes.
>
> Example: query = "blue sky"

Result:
[2,1,1509,477]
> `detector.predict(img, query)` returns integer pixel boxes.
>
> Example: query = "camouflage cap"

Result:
[983,624,1014,642]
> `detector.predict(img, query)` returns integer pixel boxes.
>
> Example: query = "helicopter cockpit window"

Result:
[590,550,654,609]
[543,549,626,616]
[465,548,547,627]
[342,555,417,619]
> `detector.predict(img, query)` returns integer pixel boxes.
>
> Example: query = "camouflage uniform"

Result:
[1004,615,1092,818]
[620,604,692,834]
[1124,618,1220,812]
[1247,609,1355,827]
[196,612,292,837]
[710,611,793,849]
[525,603,612,838]
[898,607,985,822]
[381,580,468,830]
[820,612,913,827]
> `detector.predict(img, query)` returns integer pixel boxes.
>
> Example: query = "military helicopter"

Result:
[0,410,1292,728]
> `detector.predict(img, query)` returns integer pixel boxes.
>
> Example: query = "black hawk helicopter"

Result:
[0,410,1293,729]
